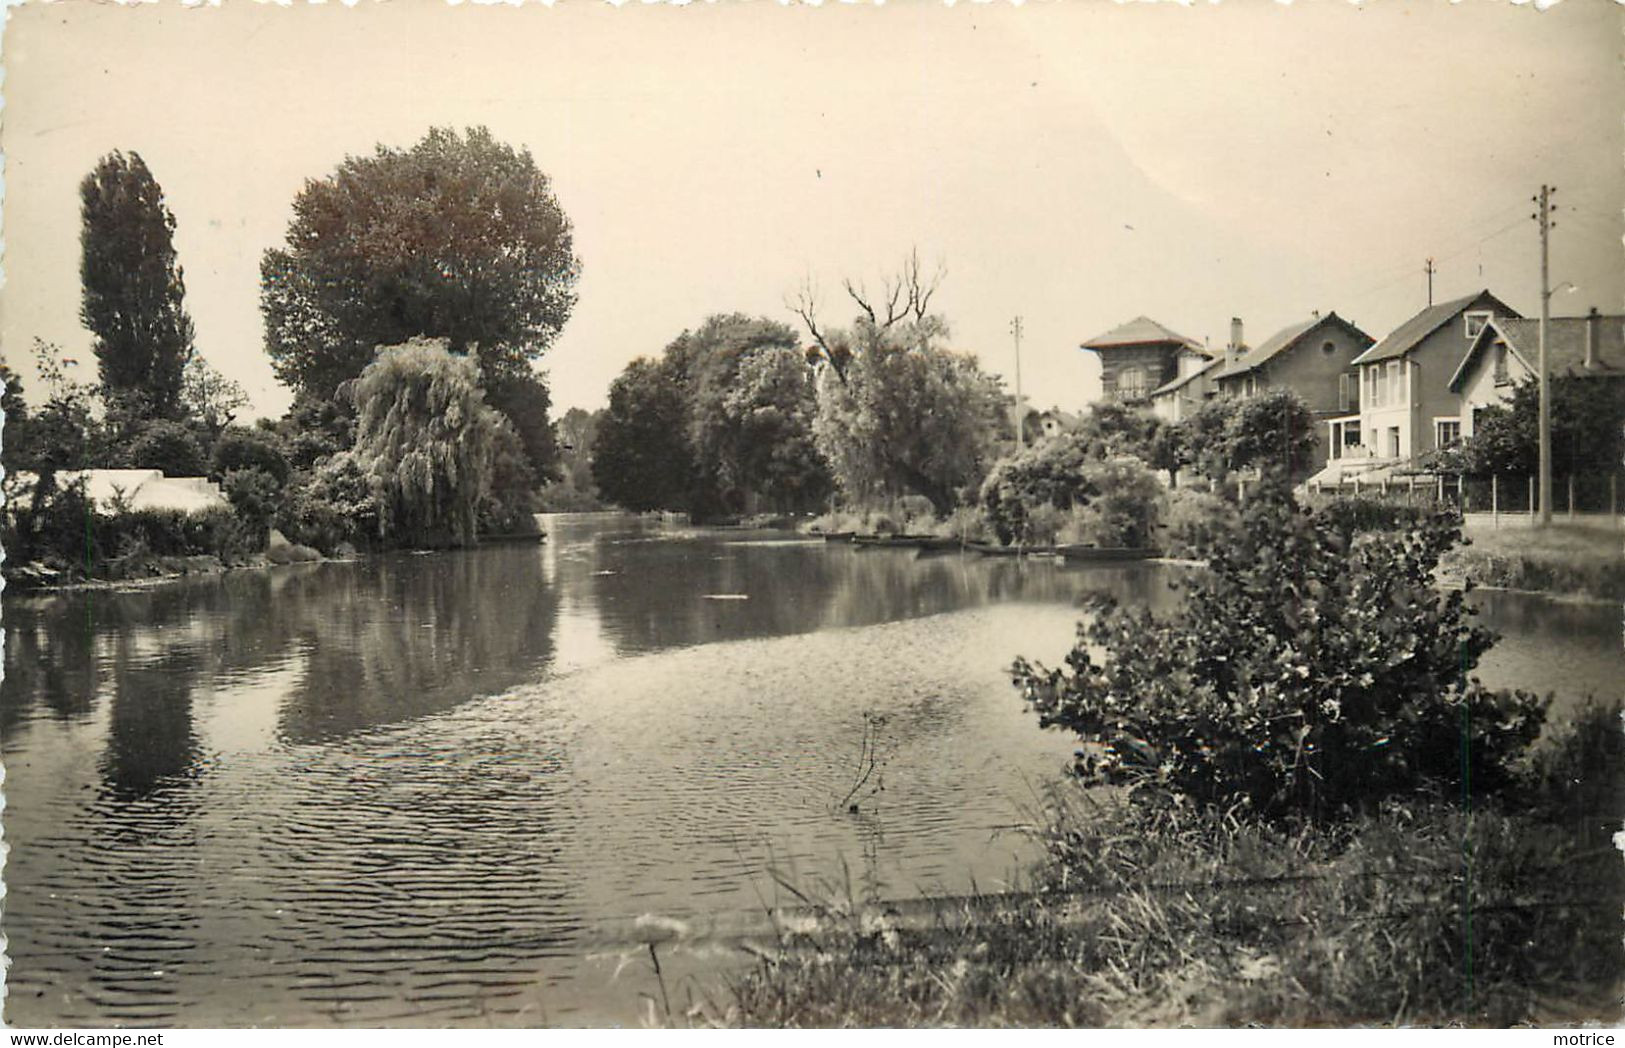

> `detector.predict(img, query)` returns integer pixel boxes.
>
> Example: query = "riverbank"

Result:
[1442,522,1625,602]
[720,724,1623,1028]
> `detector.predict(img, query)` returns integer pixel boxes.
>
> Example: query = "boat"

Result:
[817,531,856,543]
[966,541,1036,557]
[851,533,918,548]
[1054,545,1163,562]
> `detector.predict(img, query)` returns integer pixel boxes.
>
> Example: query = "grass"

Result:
[1444,522,1625,600]
[716,705,1624,1028]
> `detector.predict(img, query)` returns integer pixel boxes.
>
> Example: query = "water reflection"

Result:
[2,512,1620,1027]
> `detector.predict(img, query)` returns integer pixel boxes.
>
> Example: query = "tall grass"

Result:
[724,760,1623,1027]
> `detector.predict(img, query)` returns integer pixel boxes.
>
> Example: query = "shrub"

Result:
[211,427,291,485]
[982,443,1162,547]
[1162,487,1238,558]
[926,505,993,543]
[1522,698,1624,846]
[275,452,383,555]
[127,419,209,476]
[1313,493,1433,534]
[1072,458,1162,547]
[477,421,539,536]
[1012,484,1547,821]
[221,467,283,550]
[980,431,1101,544]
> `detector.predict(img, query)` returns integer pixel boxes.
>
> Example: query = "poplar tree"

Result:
[80,150,195,423]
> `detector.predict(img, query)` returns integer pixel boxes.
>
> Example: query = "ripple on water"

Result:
[5,602,1088,1027]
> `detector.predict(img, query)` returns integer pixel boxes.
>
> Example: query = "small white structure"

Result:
[8,469,229,515]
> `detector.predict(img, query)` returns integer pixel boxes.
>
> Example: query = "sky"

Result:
[1,0,1620,420]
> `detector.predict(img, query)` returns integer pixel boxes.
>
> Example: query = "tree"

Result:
[181,355,250,438]
[261,126,579,422]
[715,348,833,513]
[591,358,697,513]
[1012,486,1546,821]
[80,151,195,423]
[812,317,1005,516]
[483,369,557,485]
[668,314,830,514]
[1,361,31,474]
[349,338,515,549]
[8,340,103,472]
[555,407,603,496]
[128,420,209,476]
[793,254,1004,516]
[1183,389,1317,483]
[1462,376,1625,478]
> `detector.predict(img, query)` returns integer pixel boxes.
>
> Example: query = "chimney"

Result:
[1226,317,1243,365]
[1585,306,1600,368]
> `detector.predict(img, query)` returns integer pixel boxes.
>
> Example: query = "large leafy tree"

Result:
[668,314,830,515]
[261,126,579,476]
[349,338,517,549]
[80,150,195,423]
[1463,376,1625,478]
[795,253,1005,515]
[1182,388,1317,483]
[591,358,696,513]
[811,316,1005,516]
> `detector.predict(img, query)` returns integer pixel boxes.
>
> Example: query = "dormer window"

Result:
[1465,311,1492,339]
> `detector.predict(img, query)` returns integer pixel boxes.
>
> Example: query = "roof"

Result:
[11,469,228,515]
[1450,314,1625,391]
[1081,316,1205,352]
[1210,312,1371,381]
[1149,357,1220,398]
[1350,290,1518,366]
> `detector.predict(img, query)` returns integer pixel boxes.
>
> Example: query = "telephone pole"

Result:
[1424,258,1436,307]
[1534,185,1557,526]
[1011,316,1025,449]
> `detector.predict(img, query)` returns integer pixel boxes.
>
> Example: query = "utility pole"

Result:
[1011,315,1025,449]
[1424,258,1436,307]
[1534,184,1557,526]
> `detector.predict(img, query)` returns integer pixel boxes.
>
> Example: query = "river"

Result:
[2,513,1619,1027]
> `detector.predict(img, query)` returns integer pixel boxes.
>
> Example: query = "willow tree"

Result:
[80,150,195,423]
[350,339,514,549]
[809,315,1006,516]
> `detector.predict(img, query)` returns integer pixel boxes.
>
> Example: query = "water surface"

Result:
[3,514,1617,1026]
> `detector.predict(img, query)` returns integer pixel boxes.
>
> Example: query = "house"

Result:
[1080,316,1215,406]
[1324,290,1519,474]
[1449,307,1625,439]
[1034,408,1084,440]
[1148,357,1220,422]
[1210,312,1374,465]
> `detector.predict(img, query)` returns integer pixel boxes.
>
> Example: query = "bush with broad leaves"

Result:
[1011,482,1546,821]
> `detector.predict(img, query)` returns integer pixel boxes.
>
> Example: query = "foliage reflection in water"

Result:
[2,514,1617,1026]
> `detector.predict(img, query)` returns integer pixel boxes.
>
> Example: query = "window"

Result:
[1322,340,1336,355]
[1465,311,1493,339]
[1117,366,1147,399]
[1366,366,1380,408]
[1435,418,1461,448]
[1493,343,1510,385]
[1386,361,1403,406]
[1338,373,1352,412]
[1387,426,1401,459]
